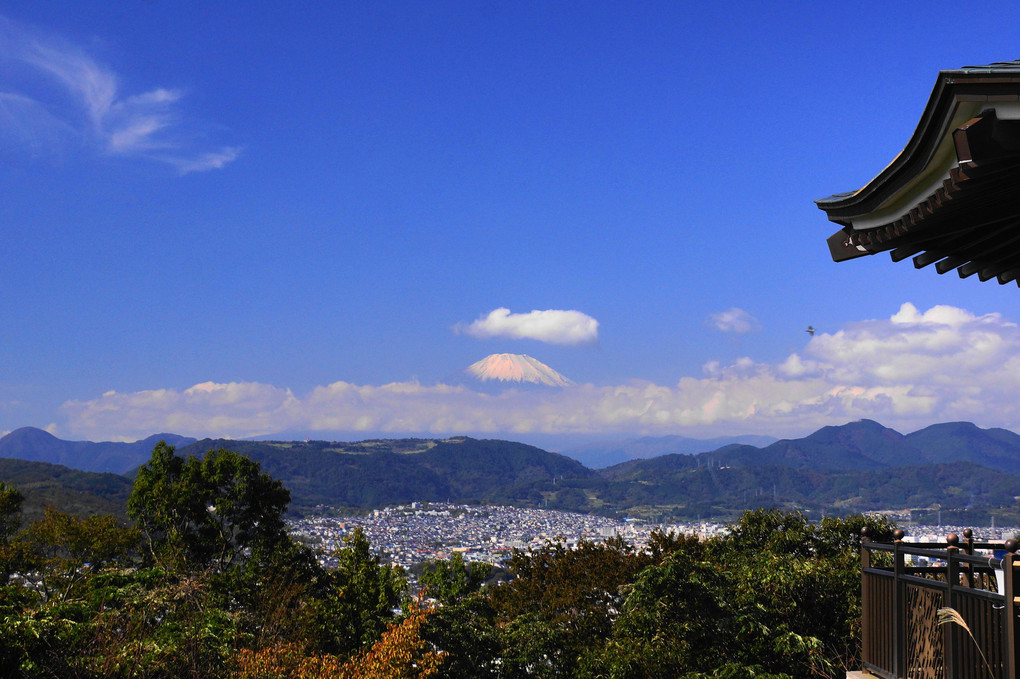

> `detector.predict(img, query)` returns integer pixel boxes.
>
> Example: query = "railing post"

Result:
[963,528,975,589]
[1003,539,1017,679]
[894,528,905,679]
[947,533,960,679]
[861,526,872,570]
[860,526,873,672]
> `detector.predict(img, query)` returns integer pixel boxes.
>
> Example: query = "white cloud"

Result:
[457,307,599,345]
[168,147,245,175]
[60,303,1020,442]
[64,381,300,442]
[708,307,760,334]
[0,14,239,172]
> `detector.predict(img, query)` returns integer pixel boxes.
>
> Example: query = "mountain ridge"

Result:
[0,427,196,474]
[4,420,1020,521]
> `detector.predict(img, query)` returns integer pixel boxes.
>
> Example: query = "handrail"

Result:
[858,527,1018,679]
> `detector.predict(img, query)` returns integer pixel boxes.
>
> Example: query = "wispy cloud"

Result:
[60,303,1020,441]
[457,308,599,345]
[0,14,240,172]
[708,307,760,334]
[168,147,244,174]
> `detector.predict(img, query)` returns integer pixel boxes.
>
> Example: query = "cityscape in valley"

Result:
[290,502,718,572]
[289,501,1018,574]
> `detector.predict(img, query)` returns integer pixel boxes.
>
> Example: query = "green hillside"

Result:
[0,458,133,522]
[5,420,1020,522]
[176,436,596,512]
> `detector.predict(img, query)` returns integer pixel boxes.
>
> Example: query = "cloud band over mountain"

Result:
[56,303,1020,442]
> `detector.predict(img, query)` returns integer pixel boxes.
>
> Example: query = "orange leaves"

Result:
[232,601,443,679]
[341,605,443,679]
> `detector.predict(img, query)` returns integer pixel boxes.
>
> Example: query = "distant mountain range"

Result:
[3,420,1020,523]
[613,419,1020,475]
[562,433,779,468]
[0,427,196,474]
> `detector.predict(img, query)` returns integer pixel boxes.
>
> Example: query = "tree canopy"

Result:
[128,442,291,570]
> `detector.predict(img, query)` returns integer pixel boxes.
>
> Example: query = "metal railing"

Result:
[860,528,1019,679]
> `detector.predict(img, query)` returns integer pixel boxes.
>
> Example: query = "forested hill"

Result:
[5,420,1020,520]
[0,458,133,522]
[176,436,596,510]
[166,422,1020,520]
[590,420,1020,521]
[601,419,1020,478]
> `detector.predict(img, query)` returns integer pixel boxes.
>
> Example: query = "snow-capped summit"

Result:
[465,353,574,387]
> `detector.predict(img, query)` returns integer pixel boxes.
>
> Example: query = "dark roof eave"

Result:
[815,64,1020,218]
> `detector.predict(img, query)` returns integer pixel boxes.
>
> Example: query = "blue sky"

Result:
[4,2,1020,444]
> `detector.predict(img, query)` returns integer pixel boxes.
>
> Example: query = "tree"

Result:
[489,537,654,677]
[337,599,444,679]
[232,599,444,679]
[0,481,24,578]
[414,553,500,678]
[313,527,406,657]
[580,544,730,677]
[582,510,896,679]
[192,447,291,570]
[18,506,138,601]
[417,592,500,679]
[127,441,191,567]
[128,442,291,571]
[418,552,491,605]
[0,481,23,544]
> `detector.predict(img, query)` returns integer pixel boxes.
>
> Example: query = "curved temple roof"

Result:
[816,61,1020,285]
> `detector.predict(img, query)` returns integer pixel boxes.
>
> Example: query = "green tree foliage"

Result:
[585,542,728,676]
[418,551,491,604]
[79,568,241,678]
[408,517,890,679]
[413,553,501,678]
[579,510,895,679]
[128,442,291,571]
[18,506,138,601]
[489,536,655,678]
[313,527,406,657]
[0,443,322,678]
[0,481,24,578]
[127,440,190,566]
[417,591,500,679]
[194,447,291,570]
[0,481,24,543]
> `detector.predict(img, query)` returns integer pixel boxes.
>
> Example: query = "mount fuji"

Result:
[464,353,574,388]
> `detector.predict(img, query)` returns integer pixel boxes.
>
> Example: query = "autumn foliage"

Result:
[232,600,443,679]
